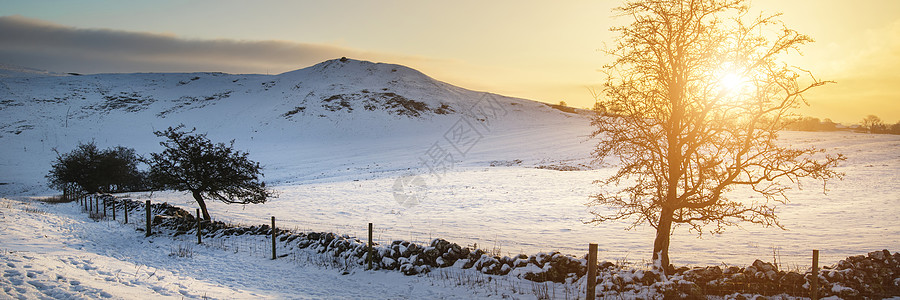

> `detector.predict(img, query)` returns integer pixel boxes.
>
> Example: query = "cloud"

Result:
[0,15,419,74]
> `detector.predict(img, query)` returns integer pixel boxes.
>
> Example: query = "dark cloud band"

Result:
[0,15,365,74]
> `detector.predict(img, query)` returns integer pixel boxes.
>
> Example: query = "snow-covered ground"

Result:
[2,197,558,299]
[137,130,900,269]
[2,59,898,297]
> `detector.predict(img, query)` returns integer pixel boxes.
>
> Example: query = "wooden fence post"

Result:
[145,200,151,237]
[102,196,106,218]
[368,222,374,270]
[124,202,129,224]
[587,243,598,300]
[88,195,93,214]
[197,209,202,244]
[111,199,116,221]
[811,249,819,300]
[271,216,276,260]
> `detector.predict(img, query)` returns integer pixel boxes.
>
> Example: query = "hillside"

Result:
[0,58,594,195]
[2,58,897,269]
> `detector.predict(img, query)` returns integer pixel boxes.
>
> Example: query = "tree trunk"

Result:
[652,207,675,275]
[192,190,211,221]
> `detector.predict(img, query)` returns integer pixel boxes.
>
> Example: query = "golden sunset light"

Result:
[1,1,897,124]
[1,1,898,299]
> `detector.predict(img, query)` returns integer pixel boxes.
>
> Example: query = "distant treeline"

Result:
[786,115,900,135]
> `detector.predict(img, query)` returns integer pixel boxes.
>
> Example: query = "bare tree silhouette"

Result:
[589,0,844,274]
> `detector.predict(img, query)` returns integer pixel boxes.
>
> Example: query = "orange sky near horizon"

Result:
[1,0,898,124]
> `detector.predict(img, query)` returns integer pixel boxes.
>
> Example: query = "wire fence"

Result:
[62,192,892,299]
[69,191,854,269]
[209,213,853,271]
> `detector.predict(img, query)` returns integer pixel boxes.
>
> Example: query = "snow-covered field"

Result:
[1,197,551,299]
[138,130,900,269]
[3,131,898,299]
[2,59,899,298]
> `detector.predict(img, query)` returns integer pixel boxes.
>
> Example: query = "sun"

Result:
[715,69,750,94]
[720,73,744,90]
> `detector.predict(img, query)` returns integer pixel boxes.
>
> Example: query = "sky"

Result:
[1,0,898,124]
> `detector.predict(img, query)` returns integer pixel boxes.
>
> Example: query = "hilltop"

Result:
[0,58,594,195]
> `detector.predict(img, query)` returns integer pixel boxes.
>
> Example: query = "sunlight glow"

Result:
[720,73,745,91]
[715,69,751,96]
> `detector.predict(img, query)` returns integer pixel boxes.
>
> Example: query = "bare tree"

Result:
[589,0,844,274]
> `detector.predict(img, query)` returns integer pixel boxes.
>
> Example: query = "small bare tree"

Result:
[589,0,844,273]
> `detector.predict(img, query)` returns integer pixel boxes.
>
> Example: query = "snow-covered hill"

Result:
[0,58,593,195]
[2,58,897,269]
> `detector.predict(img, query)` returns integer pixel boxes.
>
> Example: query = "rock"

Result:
[868,249,890,261]
[639,270,660,285]
[474,255,497,273]
[422,246,440,266]
[323,233,336,245]
[381,257,398,270]
[513,255,528,268]
[836,260,853,270]
[430,238,451,253]
[405,243,418,256]
[683,266,722,283]
[499,264,511,275]
[782,271,803,284]
[442,243,462,260]
[400,263,418,275]
[462,258,477,269]
[435,256,451,267]
[750,259,776,273]
[764,270,777,280]
[500,256,515,268]
[395,245,409,257]
[468,249,485,261]
[456,246,470,258]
